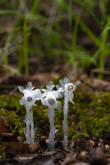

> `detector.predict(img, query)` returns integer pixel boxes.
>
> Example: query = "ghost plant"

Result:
[41,81,62,151]
[56,77,78,148]
[18,82,41,144]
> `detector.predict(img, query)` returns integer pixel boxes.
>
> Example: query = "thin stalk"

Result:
[32,0,39,14]
[0,8,20,75]
[22,0,39,75]
[68,0,73,29]
[24,107,31,144]
[99,19,110,79]
[2,32,13,74]
[23,17,29,75]
[30,109,35,144]
[72,15,80,63]
[48,107,55,151]
[79,19,101,47]
[24,106,35,144]
[63,93,69,148]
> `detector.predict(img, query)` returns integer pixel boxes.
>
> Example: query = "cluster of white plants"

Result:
[18,77,79,151]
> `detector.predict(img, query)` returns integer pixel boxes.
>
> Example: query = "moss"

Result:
[67,91,110,139]
[0,91,110,140]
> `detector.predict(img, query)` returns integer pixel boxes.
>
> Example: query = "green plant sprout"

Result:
[41,81,62,151]
[18,82,41,144]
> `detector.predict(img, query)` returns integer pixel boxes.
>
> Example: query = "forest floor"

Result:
[0,60,110,165]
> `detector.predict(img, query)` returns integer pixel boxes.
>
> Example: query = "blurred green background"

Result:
[0,0,110,78]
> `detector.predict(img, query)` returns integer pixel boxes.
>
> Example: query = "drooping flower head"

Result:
[56,77,77,104]
[41,81,62,110]
[18,82,41,107]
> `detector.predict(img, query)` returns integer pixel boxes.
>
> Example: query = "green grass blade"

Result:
[0,10,17,15]
[79,19,101,47]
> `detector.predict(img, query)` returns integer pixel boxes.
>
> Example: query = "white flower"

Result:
[41,81,55,96]
[41,81,61,110]
[56,77,77,104]
[18,82,41,107]
[60,77,76,91]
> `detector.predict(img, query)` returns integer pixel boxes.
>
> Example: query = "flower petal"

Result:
[34,89,41,100]
[53,90,63,98]
[56,84,61,89]
[68,92,74,104]
[41,98,47,106]
[63,77,70,84]
[59,79,64,87]
[18,86,25,93]
[26,82,34,90]
[20,97,25,105]
[60,77,70,87]
[73,82,77,91]
[70,100,74,105]
[59,77,69,88]
[46,81,55,90]
[57,88,64,97]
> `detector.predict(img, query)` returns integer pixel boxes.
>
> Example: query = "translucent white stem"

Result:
[24,106,35,144]
[24,107,31,144]
[63,94,69,148]
[30,110,35,144]
[48,107,55,151]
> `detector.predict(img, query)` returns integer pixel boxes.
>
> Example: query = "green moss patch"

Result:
[0,91,110,140]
